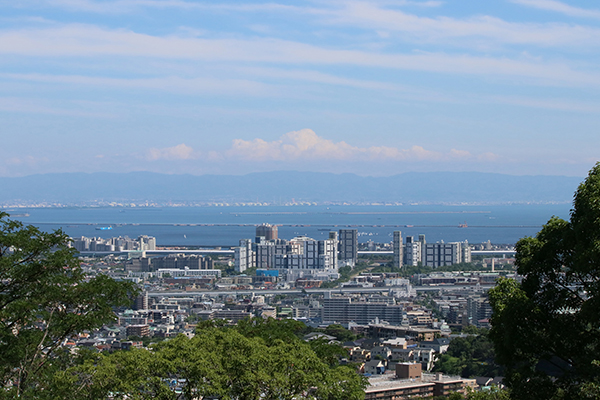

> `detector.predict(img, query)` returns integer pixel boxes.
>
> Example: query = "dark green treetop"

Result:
[0,212,137,398]
[488,163,600,400]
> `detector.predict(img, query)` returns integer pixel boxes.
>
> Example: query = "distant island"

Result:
[0,171,582,206]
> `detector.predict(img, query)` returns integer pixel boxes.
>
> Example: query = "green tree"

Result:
[433,333,501,378]
[57,320,367,399]
[0,212,137,398]
[320,324,357,343]
[438,387,510,400]
[488,163,600,399]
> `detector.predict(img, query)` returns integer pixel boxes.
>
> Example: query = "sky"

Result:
[1,0,600,178]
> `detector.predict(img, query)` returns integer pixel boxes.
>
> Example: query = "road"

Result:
[147,284,495,298]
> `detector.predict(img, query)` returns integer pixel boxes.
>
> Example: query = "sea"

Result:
[4,204,571,247]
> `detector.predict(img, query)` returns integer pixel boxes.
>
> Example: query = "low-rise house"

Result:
[364,360,386,375]
[382,337,407,349]
[347,347,371,362]
[371,345,392,360]
[419,337,450,354]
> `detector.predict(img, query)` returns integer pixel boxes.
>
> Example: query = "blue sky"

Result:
[1,0,600,177]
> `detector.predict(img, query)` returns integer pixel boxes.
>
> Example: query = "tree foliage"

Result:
[54,319,367,399]
[488,163,600,399]
[433,332,502,378]
[434,387,510,400]
[0,212,137,397]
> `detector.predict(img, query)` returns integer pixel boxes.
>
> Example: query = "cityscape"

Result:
[56,222,518,398]
[2,0,600,398]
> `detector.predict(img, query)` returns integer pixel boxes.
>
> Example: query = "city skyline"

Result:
[2,0,600,178]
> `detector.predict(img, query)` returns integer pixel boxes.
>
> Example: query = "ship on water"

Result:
[95,226,113,230]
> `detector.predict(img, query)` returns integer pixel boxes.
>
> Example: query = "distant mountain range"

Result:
[0,171,583,205]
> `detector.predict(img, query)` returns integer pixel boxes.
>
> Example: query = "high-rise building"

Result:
[423,242,471,267]
[461,241,471,264]
[273,236,337,271]
[418,234,426,263]
[338,229,358,267]
[234,238,254,273]
[256,223,278,241]
[404,236,422,266]
[138,235,156,251]
[234,246,249,273]
[393,231,403,268]
[133,292,149,310]
[319,237,338,270]
[255,242,289,269]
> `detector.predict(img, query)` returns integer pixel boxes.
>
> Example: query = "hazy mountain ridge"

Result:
[0,171,582,204]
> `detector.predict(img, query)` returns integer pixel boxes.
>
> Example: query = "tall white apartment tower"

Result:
[404,236,422,267]
[393,231,403,269]
[234,238,254,273]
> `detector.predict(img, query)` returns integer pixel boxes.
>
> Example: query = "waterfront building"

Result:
[70,235,156,252]
[256,223,278,241]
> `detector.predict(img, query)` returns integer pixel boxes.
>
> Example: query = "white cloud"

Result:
[477,152,500,162]
[510,0,600,20]
[147,144,196,160]
[450,149,472,158]
[226,129,492,162]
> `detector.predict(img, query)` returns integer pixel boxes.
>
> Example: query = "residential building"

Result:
[404,236,422,266]
[364,364,474,400]
[256,223,278,241]
[321,295,405,325]
[126,324,150,338]
[338,229,358,267]
[393,231,403,268]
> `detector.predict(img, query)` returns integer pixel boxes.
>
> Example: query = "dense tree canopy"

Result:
[488,163,600,400]
[51,319,367,400]
[0,212,137,398]
[433,332,502,378]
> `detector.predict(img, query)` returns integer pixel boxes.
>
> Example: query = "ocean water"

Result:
[4,204,572,247]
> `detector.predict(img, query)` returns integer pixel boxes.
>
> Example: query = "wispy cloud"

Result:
[1,24,599,88]
[510,0,600,20]
[318,2,600,48]
[5,155,48,166]
[0,96,112,117]
[39,0,303,14]
[3,73,275,96]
